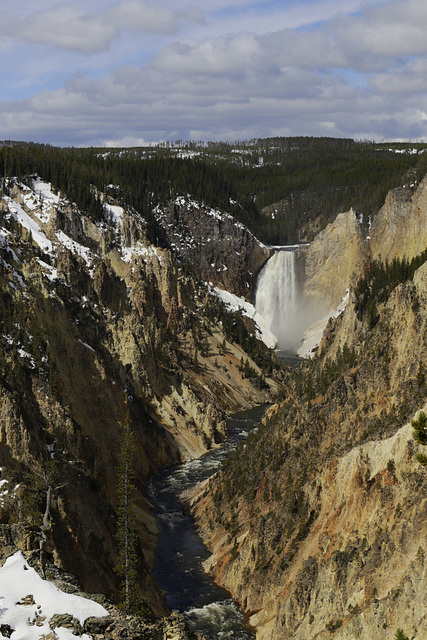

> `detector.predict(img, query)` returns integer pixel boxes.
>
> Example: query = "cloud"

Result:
[1,0,427,145]
[0,2,205,54]
[330,0,427,70]
[2,47,424,147]
[369,57,427,95]
[151,28,345,80]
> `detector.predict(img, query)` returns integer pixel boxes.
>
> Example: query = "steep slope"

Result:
[297,176,427,316]
[154,196,271,299]
[370,177,427,263]
[0,177,281,610]
[297,208,367,309]
[192,243,427,637]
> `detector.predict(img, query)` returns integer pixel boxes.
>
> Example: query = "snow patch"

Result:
[0,478,9,506]
[55,231,93,267]
[36,258,58,281]
[17,348,36,368]
[105,203,124,226]
[121,243,162,264]
[78,339,95,352]
[0,551,108,640]
[31,177,60,205]
[4,197,53,253]
[213,287,277,349]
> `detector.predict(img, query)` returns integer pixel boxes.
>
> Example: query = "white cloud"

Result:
[330,0,427,69]
[0,2,205,54]
[1,0,427,144]
[370,57,427,95]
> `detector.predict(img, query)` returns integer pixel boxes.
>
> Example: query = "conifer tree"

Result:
[412,411,427,466]
[115,412,145,614]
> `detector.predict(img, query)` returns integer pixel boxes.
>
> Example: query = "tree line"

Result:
[354,250,427,327]
[1,138,427,245]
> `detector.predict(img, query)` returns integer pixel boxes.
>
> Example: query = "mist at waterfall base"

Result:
[255,249,324,355]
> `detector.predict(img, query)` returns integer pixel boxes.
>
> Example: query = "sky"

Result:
[1,0,427,146]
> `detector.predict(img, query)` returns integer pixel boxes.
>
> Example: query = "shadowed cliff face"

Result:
[0,179,281,609]
[191,195,427,639]
[154,198,272,300]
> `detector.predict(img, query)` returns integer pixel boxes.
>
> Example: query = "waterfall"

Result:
[255,249,300,350]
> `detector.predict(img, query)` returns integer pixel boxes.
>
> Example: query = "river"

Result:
[147,404,268,639]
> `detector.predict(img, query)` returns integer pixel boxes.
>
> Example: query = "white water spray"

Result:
[255,249,309,351]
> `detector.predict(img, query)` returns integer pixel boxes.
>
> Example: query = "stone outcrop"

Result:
[154,198,271,299]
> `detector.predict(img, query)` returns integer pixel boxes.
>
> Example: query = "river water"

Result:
[147,404,268,639]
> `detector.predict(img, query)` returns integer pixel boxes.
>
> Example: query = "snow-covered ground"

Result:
[0,552,108,639]
[213,286,277,349]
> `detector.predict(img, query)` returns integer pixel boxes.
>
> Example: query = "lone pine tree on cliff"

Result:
[115,412,148,615]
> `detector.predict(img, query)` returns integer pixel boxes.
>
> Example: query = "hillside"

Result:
[3,138,427,246]
[0,173,281,621]
[191,182,427,639]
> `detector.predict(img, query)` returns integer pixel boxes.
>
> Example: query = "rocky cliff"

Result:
[296,176,427,316]
[154,196,271,299]
[0,177,281,613]
[370,177,427,263]
[192,189,427,639]
[297,208,367,310]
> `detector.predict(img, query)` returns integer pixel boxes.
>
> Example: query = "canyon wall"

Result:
[297,177,427,314]
[192,181,427,640]
[0,179,280,609]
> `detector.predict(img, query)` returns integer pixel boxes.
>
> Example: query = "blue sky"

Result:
[1,0,426,146]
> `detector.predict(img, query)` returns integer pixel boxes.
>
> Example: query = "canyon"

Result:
[0,143,426,640]
[191,180,427,640]
[0,177,281,620]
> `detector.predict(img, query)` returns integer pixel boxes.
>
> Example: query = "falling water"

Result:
[255,248,301,351]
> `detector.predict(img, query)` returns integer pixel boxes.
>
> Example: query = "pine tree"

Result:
[412,411,427,466]
[412,411,427,445]
[395,629,409,640]
[115,413,145,614]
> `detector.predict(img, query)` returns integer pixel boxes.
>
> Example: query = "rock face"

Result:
[297,208,367,310]
[296,177,427,317]
[155,197,271,299]
[0,178,281,612]
[370,178,427,263]
[192,224,427,637]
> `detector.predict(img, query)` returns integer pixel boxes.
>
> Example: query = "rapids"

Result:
[147,406,268,639]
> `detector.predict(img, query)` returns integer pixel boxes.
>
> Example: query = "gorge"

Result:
[192,186,427,639]
[0,139,426,640]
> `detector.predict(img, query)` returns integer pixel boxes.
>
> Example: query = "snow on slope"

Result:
[3,183,96,270]
[213,286,277,349]
[0,552,108,640]
[5,196,54,254]
[1,179,165,274]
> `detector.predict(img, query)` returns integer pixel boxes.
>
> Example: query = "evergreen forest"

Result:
[1,137,427,245]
